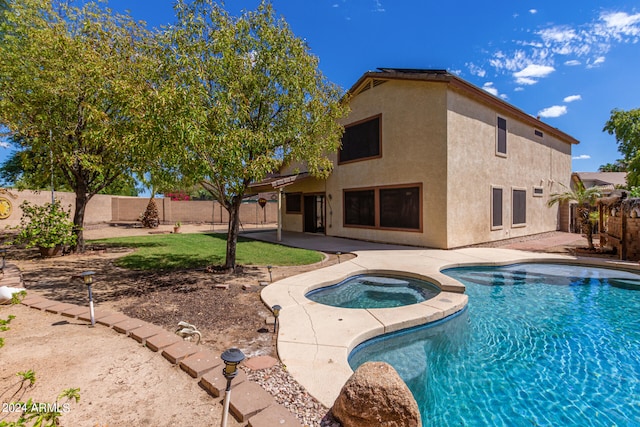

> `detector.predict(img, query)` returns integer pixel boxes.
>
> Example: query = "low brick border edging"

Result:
[3,263,302,427]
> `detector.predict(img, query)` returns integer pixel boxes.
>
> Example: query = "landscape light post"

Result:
[267,265,273,282]
[220,348,245,427]
[79,271,96,327]
[271,304,281,333]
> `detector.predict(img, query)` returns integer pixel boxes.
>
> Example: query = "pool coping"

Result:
[260,247,640,408]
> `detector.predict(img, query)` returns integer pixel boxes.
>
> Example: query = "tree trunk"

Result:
[578,205,595,250]
[73,192,89,253]
[224,196,243,271]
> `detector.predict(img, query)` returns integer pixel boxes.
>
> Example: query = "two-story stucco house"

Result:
[253,68,579,249]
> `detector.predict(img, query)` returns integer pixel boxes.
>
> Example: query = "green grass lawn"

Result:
[90,232,323,270]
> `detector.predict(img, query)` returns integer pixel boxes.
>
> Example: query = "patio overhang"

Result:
[248,172,311,194]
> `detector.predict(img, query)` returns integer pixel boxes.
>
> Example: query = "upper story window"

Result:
[496,116,507,156]
[339,115,381,164]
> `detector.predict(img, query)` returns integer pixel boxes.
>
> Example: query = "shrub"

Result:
[12,201,77,249]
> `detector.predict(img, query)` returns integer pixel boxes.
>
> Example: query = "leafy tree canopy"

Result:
[598,159,627,172]
[603,108,640,186]
[0,0,159,249]
[156,0,349,269]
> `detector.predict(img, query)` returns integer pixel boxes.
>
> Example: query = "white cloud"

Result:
[538,105,567,118]
[599,11,640,39]
[572,154,591,160]
[482,82,499,96]
[474,10,640,80]
[513,64,555,84]
[563,95,582,103]
[529,9,538,15]
[0,141,10,149]
[587,56,606,68]
[372,0,385,12]
[466,62,486,78]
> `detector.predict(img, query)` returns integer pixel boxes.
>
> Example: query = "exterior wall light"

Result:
[220,347,245,427]
[271,304,281,333]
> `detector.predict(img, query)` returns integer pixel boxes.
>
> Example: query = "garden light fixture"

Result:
[271,304,281,333]
[220,347,245,427]
[267,265,273,282]
[78,271,96,327]
[336,251,342,263]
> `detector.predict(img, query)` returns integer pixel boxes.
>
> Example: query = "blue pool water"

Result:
[349,264,640,426]
[306,274,440,309]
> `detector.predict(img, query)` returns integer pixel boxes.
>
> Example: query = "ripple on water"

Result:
[349,264,640,426]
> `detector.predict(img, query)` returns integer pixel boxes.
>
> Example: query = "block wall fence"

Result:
[0,189,277,229]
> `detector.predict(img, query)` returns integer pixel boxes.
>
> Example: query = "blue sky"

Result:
[4,0,640,173]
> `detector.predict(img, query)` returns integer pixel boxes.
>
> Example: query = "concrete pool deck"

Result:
[257,232,640,407]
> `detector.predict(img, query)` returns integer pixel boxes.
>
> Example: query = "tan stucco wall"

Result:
[446,89,572,247]
[324,80,449,248]
[280,178,326,233]
[0,190,113,228]
[112,196,278,225]
[0,190,277,231]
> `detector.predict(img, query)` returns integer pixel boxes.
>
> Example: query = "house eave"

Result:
[348,68,580,146]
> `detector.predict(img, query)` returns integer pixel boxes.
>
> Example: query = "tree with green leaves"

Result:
[160,0,348,270]
[0,140,140,196]
[547,182,602,250]
[0,0,159,251]
[598,159,627,172]
[603,108,640,186]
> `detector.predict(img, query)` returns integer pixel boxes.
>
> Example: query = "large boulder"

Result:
[332,361,421,427]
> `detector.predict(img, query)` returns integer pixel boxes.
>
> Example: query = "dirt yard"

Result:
[1,225,347,426]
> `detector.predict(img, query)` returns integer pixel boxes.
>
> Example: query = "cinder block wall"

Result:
[0,189,112,228]
[0,189,278,230]
[111,196,278,225]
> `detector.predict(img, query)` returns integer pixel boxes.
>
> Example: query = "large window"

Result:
[344,184,421,231]
[380,187,420,229]
[496,116,507,156]
[491,187,503,229]
[344,189,375,226]
[512,189,526,226]
[286,193,302,214]
[339,115,381,164]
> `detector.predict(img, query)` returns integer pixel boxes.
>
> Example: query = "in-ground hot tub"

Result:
[305,274,441,309]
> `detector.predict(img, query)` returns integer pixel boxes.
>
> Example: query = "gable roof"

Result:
[348,68,580,146]
[574,171,627,188]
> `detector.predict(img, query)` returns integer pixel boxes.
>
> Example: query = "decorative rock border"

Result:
[2,263,303,427]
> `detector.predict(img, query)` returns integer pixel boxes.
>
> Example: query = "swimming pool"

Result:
[349,263,640,426]
[305,274,440,309]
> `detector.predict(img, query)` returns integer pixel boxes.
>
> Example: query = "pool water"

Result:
[305,274,440,309]
[349,264,640,426]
